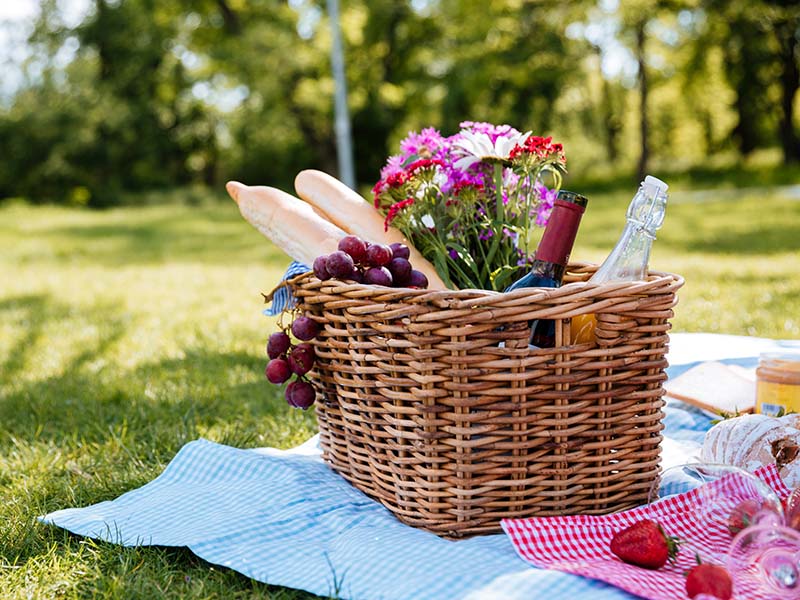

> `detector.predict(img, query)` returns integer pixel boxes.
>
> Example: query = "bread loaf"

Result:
[701,414,800,487]
[294,170,447,290]
[226,181,345,266]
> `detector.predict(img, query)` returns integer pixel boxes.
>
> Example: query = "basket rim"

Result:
[280,261,684,308]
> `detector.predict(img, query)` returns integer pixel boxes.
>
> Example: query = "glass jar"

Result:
[756,352,800,416]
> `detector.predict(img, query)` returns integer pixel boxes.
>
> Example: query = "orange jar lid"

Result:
[757,352,800,385]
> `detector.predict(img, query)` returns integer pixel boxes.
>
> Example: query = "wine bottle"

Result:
[571,175,669,344]
[506,190,589,348]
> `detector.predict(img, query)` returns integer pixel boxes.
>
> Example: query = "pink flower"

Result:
[400,127,444,158]
[459,121,523,144]
[534,182,558,227]
[380,154,406,179]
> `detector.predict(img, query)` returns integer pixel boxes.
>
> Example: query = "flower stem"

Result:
[494,162,503,221]
[523,173,533,255]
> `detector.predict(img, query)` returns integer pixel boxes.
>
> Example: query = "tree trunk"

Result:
[777,17,800,163]
[636,20,649,182]
[603,77,621,162]
[216,0,242,35]
[725,19,763,156]
[94,0,111,81]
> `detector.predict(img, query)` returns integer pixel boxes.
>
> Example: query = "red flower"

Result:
[406,158,444,173]
[386,171,409,187]
[384,198,415,231]
[372,171,410,208]
[452,181,484,196]
[509,135,565,161]
[372,181,386,208]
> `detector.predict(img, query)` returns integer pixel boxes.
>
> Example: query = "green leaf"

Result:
[432,252,455,289]
[490,265,522,291]
[448,242,481,280]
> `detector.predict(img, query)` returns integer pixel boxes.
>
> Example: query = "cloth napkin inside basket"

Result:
[501,465,793,600]
[263,261,309,316]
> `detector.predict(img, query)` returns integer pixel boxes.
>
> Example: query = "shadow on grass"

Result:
[0,292,322,599]
[0,294,53,379]
[0,292,309,453]
[0,349,290,450]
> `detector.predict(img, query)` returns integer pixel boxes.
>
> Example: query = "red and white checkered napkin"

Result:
[501,465,793,600]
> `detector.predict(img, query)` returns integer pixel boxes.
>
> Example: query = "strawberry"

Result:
[727,498,762,536]
[609,519,680,569]
[685,562,733,599]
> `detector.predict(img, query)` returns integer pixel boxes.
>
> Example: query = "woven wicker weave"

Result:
[286,262,683,538]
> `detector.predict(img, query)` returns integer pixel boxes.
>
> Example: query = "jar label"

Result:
[756,379,800,416]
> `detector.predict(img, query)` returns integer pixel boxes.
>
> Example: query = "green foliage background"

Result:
[1,0,799,206]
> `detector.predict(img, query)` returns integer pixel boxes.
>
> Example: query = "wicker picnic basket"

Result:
[286,262,683,538]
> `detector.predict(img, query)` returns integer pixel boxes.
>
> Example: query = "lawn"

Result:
[1,185,799,599]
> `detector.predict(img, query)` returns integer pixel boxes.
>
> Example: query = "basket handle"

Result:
[262,279,290,304]
[263,271,312,304]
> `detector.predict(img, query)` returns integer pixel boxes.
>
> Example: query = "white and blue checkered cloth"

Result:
[263,261,310,316]
[41,334,800,600]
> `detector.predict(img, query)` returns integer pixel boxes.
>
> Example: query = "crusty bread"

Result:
[294,170,447,289]
[226,181,345,266]
[701,414,800,487]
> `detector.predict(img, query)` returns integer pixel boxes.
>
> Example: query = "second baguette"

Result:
[226,181,344,266]
[295,170,447,289]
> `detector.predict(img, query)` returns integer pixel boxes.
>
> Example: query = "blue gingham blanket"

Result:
[41,334,799,600]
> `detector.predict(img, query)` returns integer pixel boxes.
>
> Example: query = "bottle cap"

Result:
[556,189,588,208]
[643,175,668,197]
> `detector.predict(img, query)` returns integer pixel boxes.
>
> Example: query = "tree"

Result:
[698,0,794,159]
[615,0,697,181]
[771,1,800,163]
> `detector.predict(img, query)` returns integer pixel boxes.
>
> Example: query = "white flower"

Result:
[452,129,531,170]
[421,214,435,228]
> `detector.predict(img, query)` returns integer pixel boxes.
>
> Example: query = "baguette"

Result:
[226,181,345,266]
[294,169,447,289]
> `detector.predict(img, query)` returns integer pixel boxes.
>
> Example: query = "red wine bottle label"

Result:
[535,199,586,266]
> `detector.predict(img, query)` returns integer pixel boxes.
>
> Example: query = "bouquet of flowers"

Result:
[372,121,567,291]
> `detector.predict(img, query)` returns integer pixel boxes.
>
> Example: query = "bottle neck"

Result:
[534,198,586,268]
[529,258,565,283]
[592,221,654,283]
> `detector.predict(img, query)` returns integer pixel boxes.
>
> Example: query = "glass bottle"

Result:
[506,190,589,347]
[571,175,668,344]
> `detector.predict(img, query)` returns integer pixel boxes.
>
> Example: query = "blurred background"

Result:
[1,0,799,206]
[0,4,799,595]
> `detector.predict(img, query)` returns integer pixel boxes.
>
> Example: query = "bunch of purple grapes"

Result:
[313,235,429,288]
[264,315,320,409]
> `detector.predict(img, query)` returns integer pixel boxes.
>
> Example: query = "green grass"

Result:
[577,187,800,337]
[0,200,320,599]
[1,186,799,599]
